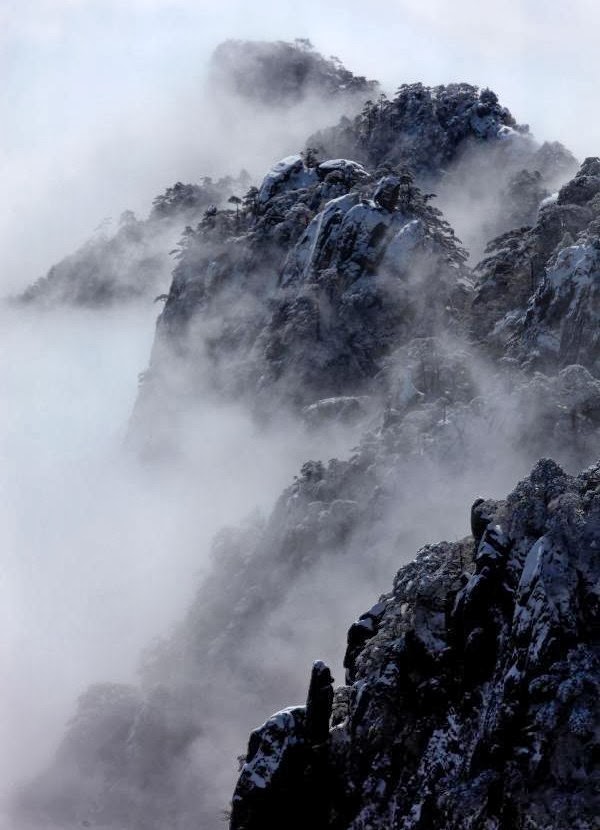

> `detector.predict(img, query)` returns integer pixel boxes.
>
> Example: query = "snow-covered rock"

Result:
[310,83,528,175]
[472,157,600,368]
[514,242,600,372]
[257,155,319,205]
[230,459,600,830]
[316,158,369,184]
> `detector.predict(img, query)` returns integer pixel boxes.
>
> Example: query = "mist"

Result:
[0,302,361,813]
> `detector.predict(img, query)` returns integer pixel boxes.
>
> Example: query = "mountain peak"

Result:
[209,39,379,106]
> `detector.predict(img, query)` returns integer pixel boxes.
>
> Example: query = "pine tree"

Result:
[242,187,259,218]
[228,195,242,220]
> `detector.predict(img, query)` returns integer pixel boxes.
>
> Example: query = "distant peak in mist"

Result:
[208,38,379,107]
[13,171,252,309]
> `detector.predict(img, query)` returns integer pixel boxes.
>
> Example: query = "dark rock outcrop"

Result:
[310,83,526,174]
[231,660,335,830]
[471,157,600,365]
[130,156,472,449]
[230,459,600,830]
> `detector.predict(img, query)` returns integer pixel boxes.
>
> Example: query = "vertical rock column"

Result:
[230,660,334,830]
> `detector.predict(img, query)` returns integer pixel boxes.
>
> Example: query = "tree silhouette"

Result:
[242,186,259,218]
[228,195,242,221]
[301,146,321,168]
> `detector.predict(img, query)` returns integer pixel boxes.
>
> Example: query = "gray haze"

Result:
[0,302,363,809]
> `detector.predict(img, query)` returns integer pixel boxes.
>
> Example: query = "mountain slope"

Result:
[130,83,578,455]
[16,174,250,307]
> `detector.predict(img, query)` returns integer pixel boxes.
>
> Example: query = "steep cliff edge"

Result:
[231,458,600,830]
[472,155,600,370]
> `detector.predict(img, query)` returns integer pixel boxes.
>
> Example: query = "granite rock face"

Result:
[309,84,577,262]
[130,156,472,448]
[309,83,526,175]
[514,242,600,373]
[471,157,600,364]
[231,458,600,830]
[130,89,580,450]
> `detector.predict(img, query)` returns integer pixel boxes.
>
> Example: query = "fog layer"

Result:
[0,303,359,812]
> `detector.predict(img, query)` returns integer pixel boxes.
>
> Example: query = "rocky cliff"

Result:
[231,458,600,830]
[129,81,582,447]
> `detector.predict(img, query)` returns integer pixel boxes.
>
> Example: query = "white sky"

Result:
[2,0,599,290]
